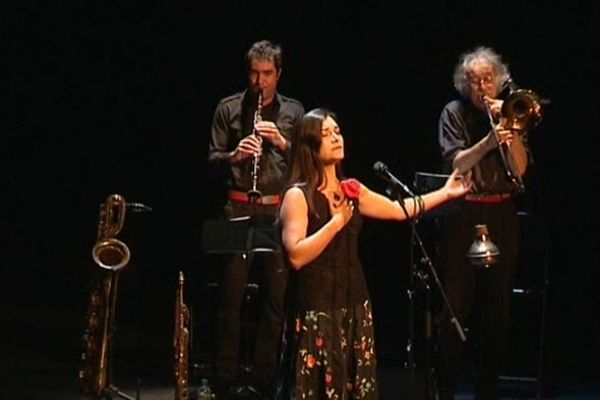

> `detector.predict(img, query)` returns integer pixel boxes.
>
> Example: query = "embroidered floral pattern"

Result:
[286,301,378,399]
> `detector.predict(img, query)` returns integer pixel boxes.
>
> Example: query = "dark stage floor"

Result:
[2,302,599,400]
[3,360,600,400]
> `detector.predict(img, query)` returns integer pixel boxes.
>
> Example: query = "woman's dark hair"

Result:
[286,108,344,215]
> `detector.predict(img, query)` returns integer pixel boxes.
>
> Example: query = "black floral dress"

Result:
[282,183,378,400]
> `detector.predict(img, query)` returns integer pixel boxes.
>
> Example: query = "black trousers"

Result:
[214,201,289,393]
[435,200,519,400]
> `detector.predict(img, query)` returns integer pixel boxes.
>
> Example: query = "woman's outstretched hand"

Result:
[443,168,472,199]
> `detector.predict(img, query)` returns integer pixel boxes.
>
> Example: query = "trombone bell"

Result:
[501,89,543,133]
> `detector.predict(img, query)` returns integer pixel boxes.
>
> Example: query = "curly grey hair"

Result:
[453,46,510,98]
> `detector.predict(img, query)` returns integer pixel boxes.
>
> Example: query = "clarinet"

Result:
[247,89,263,202]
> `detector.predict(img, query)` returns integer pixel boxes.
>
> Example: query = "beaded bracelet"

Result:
[414,195,425,220]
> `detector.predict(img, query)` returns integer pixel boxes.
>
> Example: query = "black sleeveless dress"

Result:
[282,183,378,400]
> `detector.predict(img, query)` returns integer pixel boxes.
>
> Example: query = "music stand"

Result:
[201,215,280,255]
[201,215,280,399]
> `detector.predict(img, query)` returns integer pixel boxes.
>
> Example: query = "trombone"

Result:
[483,78,544,191]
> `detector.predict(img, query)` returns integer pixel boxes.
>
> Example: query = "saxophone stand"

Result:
[387,186,466,400]
[102,270,141,400]
[103,383,139,400]
[102,203,151,400]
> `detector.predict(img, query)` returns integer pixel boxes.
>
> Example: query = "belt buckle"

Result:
[228,190,280,206]
[259,195,279,206]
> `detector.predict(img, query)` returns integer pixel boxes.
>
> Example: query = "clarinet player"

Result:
[207,39,305,399]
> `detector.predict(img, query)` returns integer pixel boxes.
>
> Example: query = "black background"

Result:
[3,1,600,394]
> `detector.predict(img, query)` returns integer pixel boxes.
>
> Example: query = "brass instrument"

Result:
[484,79,544,191]
[92,194,131,271]
[174,271,191,400]
[247,88,263,202]
[80,194,131,397]
[502,85,543,133]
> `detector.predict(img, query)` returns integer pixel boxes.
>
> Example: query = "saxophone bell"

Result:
[92,238,131,271]
[92,194,131,271]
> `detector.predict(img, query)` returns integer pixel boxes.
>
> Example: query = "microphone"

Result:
[127,202,153,213]
[373,161,416,197]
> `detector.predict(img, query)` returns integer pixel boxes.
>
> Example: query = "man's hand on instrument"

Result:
[255,121,287,151]
[495,117,515,145]
[483,96,503,119]
[230,135,262,163]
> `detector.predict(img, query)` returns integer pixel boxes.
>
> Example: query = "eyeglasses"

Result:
[467,74,495,87]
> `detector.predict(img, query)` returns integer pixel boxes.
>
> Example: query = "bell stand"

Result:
[385,181,466,400]
[201,198,280,400]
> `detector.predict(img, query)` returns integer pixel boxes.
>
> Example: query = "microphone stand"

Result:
[389,187,420,399]
[387,187,466,400]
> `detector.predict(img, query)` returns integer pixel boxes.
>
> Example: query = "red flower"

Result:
[341,178,361,201]
[315,336,324,348]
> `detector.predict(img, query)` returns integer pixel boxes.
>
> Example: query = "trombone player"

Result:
[435,46,541,400]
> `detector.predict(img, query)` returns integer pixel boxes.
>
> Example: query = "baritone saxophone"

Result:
[79,194,130,397]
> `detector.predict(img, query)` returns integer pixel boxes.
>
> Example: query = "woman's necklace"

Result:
[323,182,344,208]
